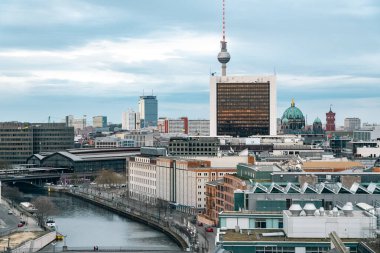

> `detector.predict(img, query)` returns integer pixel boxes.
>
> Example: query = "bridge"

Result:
[0,167,73,184]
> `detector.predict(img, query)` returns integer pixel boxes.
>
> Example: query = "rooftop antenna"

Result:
[217,0,231,76]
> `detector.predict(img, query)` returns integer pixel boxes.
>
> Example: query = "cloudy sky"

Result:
[0,0,379,126]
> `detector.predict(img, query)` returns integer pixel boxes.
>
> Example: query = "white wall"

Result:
[283,211,376,238]
[357,146,380,158]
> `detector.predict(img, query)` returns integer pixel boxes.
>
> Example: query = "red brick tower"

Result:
[326,106,336,131]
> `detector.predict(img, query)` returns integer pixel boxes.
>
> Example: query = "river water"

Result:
[12,183,179,251]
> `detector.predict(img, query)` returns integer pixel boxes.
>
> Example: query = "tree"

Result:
[2,185,22,206]
[2,185,22,199]
[31,196,58,226]
[95,170,126,187]
[0,159,11,170]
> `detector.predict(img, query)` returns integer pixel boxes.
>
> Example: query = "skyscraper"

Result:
[210,76,277,137]
[138,96,158,128]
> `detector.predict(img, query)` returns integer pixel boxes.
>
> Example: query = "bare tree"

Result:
[2,185,21,199]
[2,185,22,206]
[95,170,126,187]
[0,159,11,170]
[31,196,58,226]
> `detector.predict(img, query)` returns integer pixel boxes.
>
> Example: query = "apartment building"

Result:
[128,155,236,213]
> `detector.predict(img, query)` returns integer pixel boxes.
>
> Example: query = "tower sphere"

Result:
[218,51,231,64]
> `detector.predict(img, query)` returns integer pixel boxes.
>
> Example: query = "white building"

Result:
[122,110,140,130]
[115,130,156,147]
[94,137,134,148]
[128,156,157,203]
[344,117,361,131]
[65,115,86,130]
[356,145,380,158]
[157,158,236,211]
[189,120,210,136]
[210,75,277,137]
[128,156,235,212]
[283,203,377,239]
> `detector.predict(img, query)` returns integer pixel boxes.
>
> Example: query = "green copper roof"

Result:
[281,99,305,120]
[314,117,322,124]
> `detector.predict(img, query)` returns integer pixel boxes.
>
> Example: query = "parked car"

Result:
[8,210,13,215]
[205,227,214,232]
[17,222,24,228]
[197,222,203,226]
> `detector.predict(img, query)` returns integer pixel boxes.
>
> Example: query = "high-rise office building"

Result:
[210,1,276,137]
[93,116,107,128]
[0,122,74,164]
[210,76,277,137]
[138,96,158,128]
[344,117,361,131]
[122,110,140,130]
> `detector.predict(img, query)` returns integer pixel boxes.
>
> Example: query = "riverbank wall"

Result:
[11,231,56,253]
[65,190,191,251]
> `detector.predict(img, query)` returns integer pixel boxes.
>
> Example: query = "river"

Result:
[11,183,180,251]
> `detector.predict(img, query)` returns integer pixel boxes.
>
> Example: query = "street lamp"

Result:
[52,242,56,253]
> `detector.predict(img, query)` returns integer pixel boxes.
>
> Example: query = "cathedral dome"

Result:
[281,99,305,121]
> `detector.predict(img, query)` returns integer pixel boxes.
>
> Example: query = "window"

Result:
[255,218,266,228]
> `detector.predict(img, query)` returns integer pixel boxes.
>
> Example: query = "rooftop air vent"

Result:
[303,203,317,216]
[289,204,302,216]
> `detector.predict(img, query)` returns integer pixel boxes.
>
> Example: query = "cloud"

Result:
[278,74,380,89]
[0,30,218,97]
[0,0,124,26]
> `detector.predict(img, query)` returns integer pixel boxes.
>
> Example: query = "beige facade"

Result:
[128,156,236,213]
[128,156,157,203]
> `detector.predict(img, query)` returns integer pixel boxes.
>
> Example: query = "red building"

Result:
[326,106,336,131]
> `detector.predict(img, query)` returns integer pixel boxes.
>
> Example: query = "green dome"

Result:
[281,99,305,121]
[313,117,322,124]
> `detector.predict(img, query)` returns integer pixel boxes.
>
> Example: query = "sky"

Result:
[0,0,379,126]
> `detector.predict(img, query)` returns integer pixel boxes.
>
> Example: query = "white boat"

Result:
[20,202,37,213]
[46,218,56,228]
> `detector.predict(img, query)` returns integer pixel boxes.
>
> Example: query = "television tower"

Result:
[217,0,231,76]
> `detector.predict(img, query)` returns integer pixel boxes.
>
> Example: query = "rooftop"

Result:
[220,229,361,243]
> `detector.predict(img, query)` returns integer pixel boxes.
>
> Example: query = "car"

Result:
[197,222,203,226]
[17,222,24,227]
[8,210,13,215]
[205,227,214,232]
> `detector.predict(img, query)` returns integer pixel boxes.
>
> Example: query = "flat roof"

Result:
[221,229,361,243]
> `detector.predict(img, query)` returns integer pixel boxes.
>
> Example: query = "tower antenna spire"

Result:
[222,0,226,41]
[217,0,231,76]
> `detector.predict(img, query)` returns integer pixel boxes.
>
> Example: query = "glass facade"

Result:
[216,82,270,137]
[139,96,158,128]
